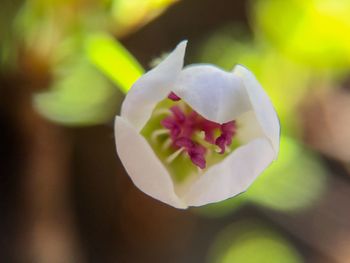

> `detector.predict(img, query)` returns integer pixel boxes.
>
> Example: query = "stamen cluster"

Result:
[160,92,236,169]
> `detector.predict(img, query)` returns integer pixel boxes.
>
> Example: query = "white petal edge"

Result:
[232,65,280,157]
[182,138,275,206]
[121,40,187,132]
[172,65,252,124]
[115,116,187,209]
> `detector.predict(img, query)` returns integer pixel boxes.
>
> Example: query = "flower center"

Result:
[141,92,239,182]
[158,92,236,169]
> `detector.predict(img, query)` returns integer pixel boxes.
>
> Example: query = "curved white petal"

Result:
[182,138,274,207]
[232,65,280,157]
[121,41,187,131]
[172,65,251,124]
[115,116,186,209]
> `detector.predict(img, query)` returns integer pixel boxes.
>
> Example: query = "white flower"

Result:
[115,41,280,209]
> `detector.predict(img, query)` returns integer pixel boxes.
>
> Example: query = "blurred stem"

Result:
[15,77,83,262]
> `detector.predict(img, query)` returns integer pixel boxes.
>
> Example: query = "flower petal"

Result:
[232,65,280,157]
[121,41,187,131]
[236,110,265,144]
[182,138,274,207]
[173,65,251,124]
[115,116,186,209]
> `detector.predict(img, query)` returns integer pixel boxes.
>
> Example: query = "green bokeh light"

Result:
[209,221,303,263]
[251,0,350,68]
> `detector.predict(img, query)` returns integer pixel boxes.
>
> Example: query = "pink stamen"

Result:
[170,106,186,122]
[175,137,207,169]
[160,100,236,169]
[161,117,181,137]
[188,144,207,169]
[168,92,181,101]
[215,122,236,154]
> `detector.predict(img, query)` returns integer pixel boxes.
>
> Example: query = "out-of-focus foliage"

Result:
[193,193,245,218]
[247,136,327,211]
[208,221,303,263]
[86,33,144,93]
[13,0,109,59]
[0,0,22,68]
[251,0,350,69]
[14,1,124,125]
[112,0,179,37]
[5,0,176,126]
[34,57,121,125]
[33,31,144,126]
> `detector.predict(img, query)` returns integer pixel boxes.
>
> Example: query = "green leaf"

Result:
[34,57,121,125]
[85,33,144,94]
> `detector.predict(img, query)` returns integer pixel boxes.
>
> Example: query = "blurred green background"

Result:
[1,0,350,262]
